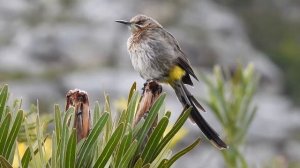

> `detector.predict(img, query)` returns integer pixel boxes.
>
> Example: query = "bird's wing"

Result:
[163,30,199,81]
[176,56,199,81]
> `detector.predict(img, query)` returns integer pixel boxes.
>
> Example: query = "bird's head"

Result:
[116,14,162,33]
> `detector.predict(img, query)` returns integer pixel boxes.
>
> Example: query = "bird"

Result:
[116,14,228,149]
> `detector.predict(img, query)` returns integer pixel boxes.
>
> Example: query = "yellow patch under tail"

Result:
[167,65,186,83]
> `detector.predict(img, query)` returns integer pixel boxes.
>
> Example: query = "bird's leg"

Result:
[141,81,148,95]
[142,79,160,96]
[148,80,162,95]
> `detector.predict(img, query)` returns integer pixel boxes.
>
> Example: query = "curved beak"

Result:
[115,20,131,25]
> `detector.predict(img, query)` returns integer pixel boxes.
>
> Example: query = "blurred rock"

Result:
[0,0,283,85]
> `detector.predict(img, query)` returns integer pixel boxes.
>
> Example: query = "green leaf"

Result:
[157,159,168,168]
[133,118,144,136]
[76,138,85,157]
[93,123,124,168]
[151,146,172,168]
[67,108,76,132]
[85,151,95,168]
[206,99,225,125]
[60,107,75,168]
[115,131,133,167]
[21,147,31,168]
[36,115,46,167]
[128,82,137,104]
[165,111,171,119]
[133,158,143,168]
[3,110,23,158]
[153,108,191,159]
[65,129,77,168]
[51,132,57,168]
[92,101,102,160]
[235,148,248,168]
[214,89,228,123]
[0,85,8,122]
[142,163,150,168]
[136,94,166,144]
[117,109,127,129]
[104,94,113,143]
[24,118,38,168]
[223,147,248,168]
[141,116,169,164]
[8,142,15,164]
[93,102,101,127]
[126,92,140,126]
[119,140,138,168]
[236,107,257,142]
[76,112,109,168]
[0,114,11,155]
[163,138,200,168]
[54,105,62,144]
[0,155,13,168]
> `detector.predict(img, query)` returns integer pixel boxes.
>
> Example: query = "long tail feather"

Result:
[172,82,228,149]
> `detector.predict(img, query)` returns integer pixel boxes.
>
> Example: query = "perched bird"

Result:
[116,14,228,149]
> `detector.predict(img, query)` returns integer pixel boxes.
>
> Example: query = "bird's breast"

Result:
[128,40,167,80]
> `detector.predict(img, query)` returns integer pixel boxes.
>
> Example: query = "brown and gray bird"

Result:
[116,14,228,149]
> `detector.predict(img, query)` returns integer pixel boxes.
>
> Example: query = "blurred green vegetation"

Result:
[215,0,300,104]
[201,63,300,167]
[200,64,258,168]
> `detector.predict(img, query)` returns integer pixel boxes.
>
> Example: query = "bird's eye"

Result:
[136,20,145,25]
